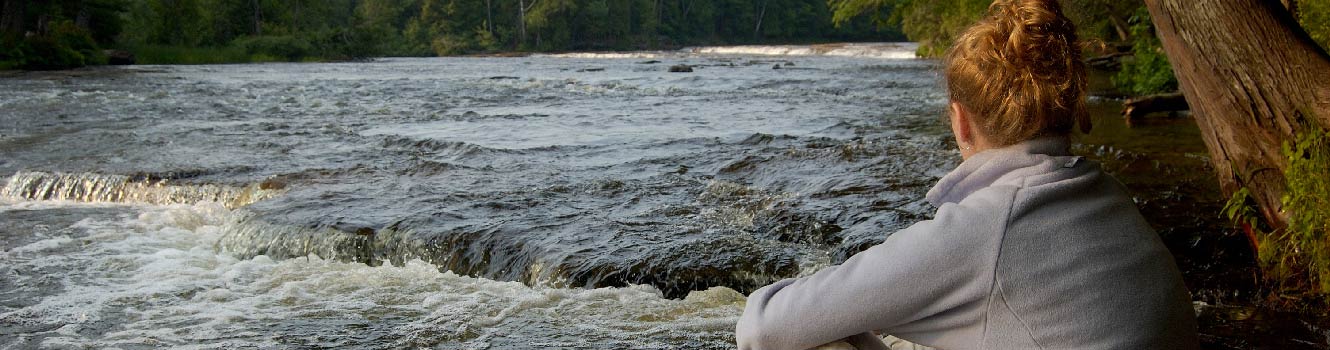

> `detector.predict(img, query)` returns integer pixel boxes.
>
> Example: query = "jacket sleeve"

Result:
[735,202,1001,350]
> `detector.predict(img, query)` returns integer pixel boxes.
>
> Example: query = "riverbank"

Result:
[1081,69,1330,348]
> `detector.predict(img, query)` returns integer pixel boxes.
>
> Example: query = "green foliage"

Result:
[0,37,24,70]
[122,0,904,61]
[828,0,893,26]
[1301,0,1330,52]
[17,36,89,70]
[126,45,250,64]
[233,35,313,61]
[10,0,907,66]
[0,0,127,70]
[899,0,988,57]
[1223,187,1262,231]
[51,20,107,65]
[1264,128,1330,298]
[1057,0,1138,43]
[827,0,985,57]
[0,20,107,70]
[1111,8,1177,96]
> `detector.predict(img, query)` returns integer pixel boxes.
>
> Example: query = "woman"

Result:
[735,0,1199,349]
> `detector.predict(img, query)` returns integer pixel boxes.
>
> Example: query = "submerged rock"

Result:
[668,64,693,73]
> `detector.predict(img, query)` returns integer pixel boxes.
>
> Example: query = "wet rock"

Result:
[259,178,287,190]
[772,64,782,70]
[668,64,693,73]
[103,50,135,65]
[638,60,662,64]
[577,67,605,72]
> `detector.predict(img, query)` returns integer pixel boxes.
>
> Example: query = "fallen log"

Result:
[1122,92,1189,122]
[1087,52,1131,71]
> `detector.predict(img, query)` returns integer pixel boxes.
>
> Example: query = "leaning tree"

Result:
[1145,0,1330,296]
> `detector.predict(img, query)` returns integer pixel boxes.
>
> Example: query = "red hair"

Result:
[944,0,1090,146]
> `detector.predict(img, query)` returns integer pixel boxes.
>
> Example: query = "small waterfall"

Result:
[212,211,797,299]
[1,171,282,208]
[687,43,919,59]
[214,212,574,288]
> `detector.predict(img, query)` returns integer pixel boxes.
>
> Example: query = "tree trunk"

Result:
[292,0,303,31]
[1108,14,1130,42]
[1144,0,1330,234]
[754,0,768,39]
[252,0,262,36]
[518,0,527,47]
[0,0,26,35]
[486,0,494,37]
[75,4,91,31]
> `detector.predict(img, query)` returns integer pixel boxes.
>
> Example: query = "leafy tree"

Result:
[1058,0,1139,43]
[828,0,985,56]
[1111,7,1176,95]
[1302,0,1330,51]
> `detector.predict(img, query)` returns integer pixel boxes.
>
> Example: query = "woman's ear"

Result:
[949,102,973,148]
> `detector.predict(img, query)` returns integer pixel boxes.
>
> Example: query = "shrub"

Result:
[1261,127,1330,299]
[49,20,106,65]
[1,20,106,70]
[20,36,87,70]
[0,36,26,69]
[431,34,473,56]
[232,35,313,61]
[127,45,249,64]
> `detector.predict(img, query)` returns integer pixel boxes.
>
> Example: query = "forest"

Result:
[0,0,903,67]
[2,0,1327,85]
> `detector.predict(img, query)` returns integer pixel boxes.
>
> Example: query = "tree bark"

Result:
[1145,0,1330,233]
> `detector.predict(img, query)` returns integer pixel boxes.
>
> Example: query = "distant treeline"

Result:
[2,0,1325,74]
[0,0,904,68]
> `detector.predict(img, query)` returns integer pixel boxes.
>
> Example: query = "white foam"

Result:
[541,52,669,59]
[542,43,920,60]
[0,202,745,348]
[688,43,919,59]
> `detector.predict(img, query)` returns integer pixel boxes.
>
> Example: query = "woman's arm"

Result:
[736,202,1002,350]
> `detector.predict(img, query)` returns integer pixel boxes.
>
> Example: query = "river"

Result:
[0,43,1311,349]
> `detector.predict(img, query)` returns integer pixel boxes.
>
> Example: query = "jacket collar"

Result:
[925,136,1073,206]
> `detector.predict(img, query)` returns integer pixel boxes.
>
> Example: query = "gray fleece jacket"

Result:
[736,137,1199,350]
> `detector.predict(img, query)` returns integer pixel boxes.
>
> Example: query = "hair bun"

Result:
[989,0,1078,70]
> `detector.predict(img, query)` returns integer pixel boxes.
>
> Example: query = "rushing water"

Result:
[2,43,1280,349]
[0,43,961,348]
